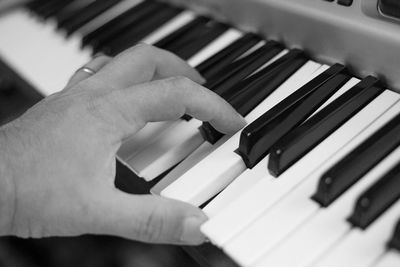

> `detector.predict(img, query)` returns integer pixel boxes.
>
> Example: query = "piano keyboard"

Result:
[1,0,400,266]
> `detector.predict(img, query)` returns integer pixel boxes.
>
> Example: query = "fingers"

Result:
[92,43,205,90]
[65,55,112,89]
[90,191,207,244]
[108,76,246,138]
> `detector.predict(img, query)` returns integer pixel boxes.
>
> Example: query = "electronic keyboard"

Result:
[1,0,400,266]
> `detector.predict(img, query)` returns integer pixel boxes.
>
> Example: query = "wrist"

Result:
[0,124,17,236]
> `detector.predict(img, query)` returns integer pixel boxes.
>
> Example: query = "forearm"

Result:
[0,125,16,236]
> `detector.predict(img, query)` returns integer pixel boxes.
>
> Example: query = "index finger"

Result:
[106,76,246,138]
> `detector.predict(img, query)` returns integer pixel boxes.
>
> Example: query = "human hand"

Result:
[0,44,246,245]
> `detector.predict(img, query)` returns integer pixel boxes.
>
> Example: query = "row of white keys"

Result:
[314,201,400,267]
[0,9,91,96]
[220,90,400,267]
[160,61,324,206]
[121,29,244,180]
[202,75,359,218]
[374,251,400,267]
[253,144,400,267]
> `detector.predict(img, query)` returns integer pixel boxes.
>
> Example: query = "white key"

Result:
[314,201,400,267]
[76,0,144,36]
[253,145,400,267]
[0,10,91,96]
[117,121,179,164]
[140,11,196,45]
[202,76,358,218]
[150,139,224,195]
[128,119,204,180]
[235,41,266,60]
[133,45,289,181]
[187,28,243,67]
[374,252,400,267]
[222,91,400,267]
[202,157,268,218]
[161,61,324,206]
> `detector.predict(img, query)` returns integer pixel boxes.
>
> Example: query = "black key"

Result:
[208,41,283,96]
[61,0,122,36]
[26,0,48,12]
[53,0,94,25]
[81,0,160,48]
[181,41,282,123]
[32,0,68,18]
[39,0,73,19]
[348,160,400,229]
[380,0,400,19]
[163,20,229,60]
[81,0,154,47]
[154,16,209,49]
[182,41,282,122]
[268,77,382,177]
[57,0,97,27]
[229,51,307,114]
[196,33,261,79]
[200,49,307,144]
[237,64,347,169]
[102,6,182,55]
[388,217,400,251]
[312,112,400,207]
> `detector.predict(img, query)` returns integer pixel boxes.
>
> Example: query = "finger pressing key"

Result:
[106,76,246,139]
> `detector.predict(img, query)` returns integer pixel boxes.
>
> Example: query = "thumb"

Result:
[89,190,207,245]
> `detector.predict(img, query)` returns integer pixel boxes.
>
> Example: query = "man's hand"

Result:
[0,44,246,244]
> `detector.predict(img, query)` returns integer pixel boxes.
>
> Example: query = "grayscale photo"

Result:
[0,0,399,266]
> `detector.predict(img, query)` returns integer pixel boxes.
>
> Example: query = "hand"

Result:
[0,44,246,244]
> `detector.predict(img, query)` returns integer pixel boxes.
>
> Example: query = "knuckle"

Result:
[95,55,112,63]
[168,76,194,89]
[130,42,153,54]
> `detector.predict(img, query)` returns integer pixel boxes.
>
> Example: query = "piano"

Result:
[1,0,400,266]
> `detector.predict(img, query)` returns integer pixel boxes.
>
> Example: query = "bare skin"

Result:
[0,44,246,245]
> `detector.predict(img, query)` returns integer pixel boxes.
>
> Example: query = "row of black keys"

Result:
[25,0,400,251]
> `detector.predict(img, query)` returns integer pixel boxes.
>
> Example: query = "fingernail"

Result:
[199,75,206,85]
[93,52,105,58]
[181,216,207,244]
